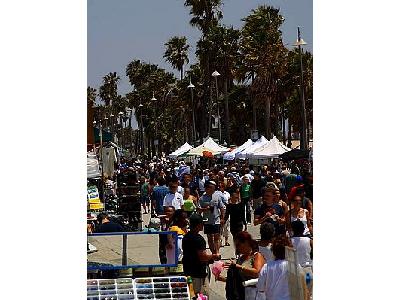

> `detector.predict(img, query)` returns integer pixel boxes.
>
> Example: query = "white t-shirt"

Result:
[163,192,184,210]
[291,237,312,266]
[256,260,290,300]
[215,190,230,205]
[259,244,275,263]
[198,178,206,192]
[177,185,184,196]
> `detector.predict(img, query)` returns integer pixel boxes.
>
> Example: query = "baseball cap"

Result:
[189,213,207,226]
[206,180,217,187]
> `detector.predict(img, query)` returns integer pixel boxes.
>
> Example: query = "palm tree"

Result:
[195,25,240,144]
[87,86,97,106]
[164,36,190,80]
[99,72,120,106]
[239,5,286,139]
[184,0,223,34]
[184,0,224,138]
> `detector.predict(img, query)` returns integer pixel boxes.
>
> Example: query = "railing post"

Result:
[122,234,127,265]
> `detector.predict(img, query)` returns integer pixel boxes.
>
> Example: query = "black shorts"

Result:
[140,196,150,204]
[204,224,220,235]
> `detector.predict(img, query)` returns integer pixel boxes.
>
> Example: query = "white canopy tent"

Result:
[168,142,193,159]
[223,139,254,161]
[236,135,269,159]
[249,136,291,159]
[87,152,101,179]
[187,137,229,156]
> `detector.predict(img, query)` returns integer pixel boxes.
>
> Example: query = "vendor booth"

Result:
[223,139,253,161]
[236,135,269,159]
[187,136,229,156]
[249,136,291,159]
[168,142,193,159]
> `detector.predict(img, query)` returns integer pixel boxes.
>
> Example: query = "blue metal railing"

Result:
[87,231,179,270]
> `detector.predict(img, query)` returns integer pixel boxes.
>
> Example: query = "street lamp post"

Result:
[138,102,144,155]
[212,70,222,142]
[118,111,124,150]
[126,107,132,150]
[294,27,308,150]
[188,79,196,144]
[151,92,158,157]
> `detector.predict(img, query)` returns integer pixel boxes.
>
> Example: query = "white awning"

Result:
[187,137,229,156]
[236,136,269,159]
[223,139,254,161]
[249,136,291,158]
[168,142,193,159]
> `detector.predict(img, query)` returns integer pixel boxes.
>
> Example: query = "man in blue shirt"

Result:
[151,176,169,215]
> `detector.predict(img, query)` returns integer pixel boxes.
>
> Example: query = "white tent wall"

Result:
[223,139,253,161]
[236,136,269,159]
[168,142,193,159]
[187,137,229,156]
[249,136,290,159]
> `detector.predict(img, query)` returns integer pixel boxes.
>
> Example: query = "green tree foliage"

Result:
[99,72,120,107]
[87,86,97,106]
[164,36,190,80]
[90,2,312,154]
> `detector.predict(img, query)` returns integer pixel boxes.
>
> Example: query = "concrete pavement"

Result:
[88,212,261,299]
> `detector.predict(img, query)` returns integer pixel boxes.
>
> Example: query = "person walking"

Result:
[256,236,292,300]
[217,231,265,300]
[224,187,246,241]
[258,222,275,263]
[216,181,231,247]
[151,176,169,216]
[139,176,150,214]
[163,180,184,211]
[198,181,225,255]
[288,195,312,236]
[182,213,221,297]
[240,176,252,225]
[254,187,286,235]
[290,220,312,266]
[183,187,197,217]
[166,209,188,264]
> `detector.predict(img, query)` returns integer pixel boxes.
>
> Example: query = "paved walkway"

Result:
[88,211,261,298]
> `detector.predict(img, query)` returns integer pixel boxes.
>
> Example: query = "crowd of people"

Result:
[94,157,313,299]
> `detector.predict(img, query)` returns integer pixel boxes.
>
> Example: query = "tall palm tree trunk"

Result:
[251,73,256,132]
[282,108,286,145]
[224,78,230,145]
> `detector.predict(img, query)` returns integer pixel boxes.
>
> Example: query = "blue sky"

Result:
[88,0,312,96]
